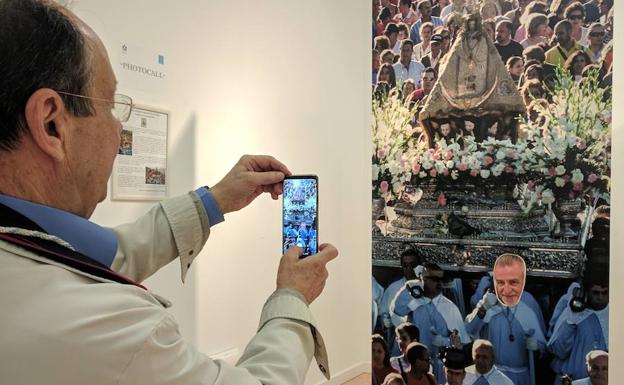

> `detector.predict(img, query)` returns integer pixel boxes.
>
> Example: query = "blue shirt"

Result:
[0,188,222,267]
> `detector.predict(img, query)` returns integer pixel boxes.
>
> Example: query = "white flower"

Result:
[451,170,459,180]
[555,165,566,175]
[393,182,402,194]
[496,150,506,160]
[446,160,455,169]
[555,177,565,187]
[372,165,380,181]
[480,170,491,179]
[422,161,433,170]
[491,164,504,177]
[571,169,584,184]
[419,171,427,178]
[542,189,555,205]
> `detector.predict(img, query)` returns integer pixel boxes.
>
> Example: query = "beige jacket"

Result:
[0,192,328,385]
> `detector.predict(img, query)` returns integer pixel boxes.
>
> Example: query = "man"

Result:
[408,67,437,105]
[380,248,423,355]
[410,0,445,45]
[393,39,426,86]
[394,0,419,26]
[392,263,470,384]
[0,1,338,384]
[571,350,608,385]
[548,266,609,382]
[584,22,606,63]
[545,20,582,67]
[420,34,444,73]
[464,340,514,385]
[495,20,524,64]
[466,254,546,385]
[493,253,526,306]
[441,348,468,385]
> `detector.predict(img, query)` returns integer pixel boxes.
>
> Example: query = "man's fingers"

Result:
[285,245,304,260]
[246,155,291,176]
[248,170,285,188]
[314,243,338,264]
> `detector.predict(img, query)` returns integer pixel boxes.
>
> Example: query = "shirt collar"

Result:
[0,194,118,267]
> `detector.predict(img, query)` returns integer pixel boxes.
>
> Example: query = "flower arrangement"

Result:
[516,69,611,212]
[371,69,611,213]
[372,91,420,199]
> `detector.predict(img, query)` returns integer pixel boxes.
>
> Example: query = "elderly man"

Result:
[548,266,609,382]
[466,254,546,385]
[391,263,470,384]
[464,340,514,385]
[571,350,608,385]
[0,1,338,384]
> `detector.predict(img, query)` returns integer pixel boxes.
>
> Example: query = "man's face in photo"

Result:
[493,257,525,306]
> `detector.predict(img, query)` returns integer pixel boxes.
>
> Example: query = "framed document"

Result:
[111,105,169,201]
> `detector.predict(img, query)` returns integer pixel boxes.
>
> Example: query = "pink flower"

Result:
[437,192,447,207]
[470,169,479,177]
[432,152,441,161]
[442,168,450,176]
[573,182,584,192]
[400,159,407,169]
[506,151,515,159]
[569,192,576,199]
[563,175,571,183]
[548,167,557,177]
[576,140,587,150]
[458,163,468,171]
[430,169,437,177]
[412,161,421,173]
[504,165,514,173]
[446,151,453,160]
[380,181,389,194]
[588,173,598,183]
[377,149,386,159]
[527,180,535,191]
[483,156,494,166]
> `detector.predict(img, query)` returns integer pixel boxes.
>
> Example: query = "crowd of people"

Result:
[372,207,609,385]
[372,0,614,125]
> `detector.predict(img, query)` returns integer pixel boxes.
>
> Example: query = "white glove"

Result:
[477,292,498,311]
[526,336,538,351]
[432,333,444,347]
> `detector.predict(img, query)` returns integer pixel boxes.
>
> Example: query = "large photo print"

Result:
[371,1,612,385]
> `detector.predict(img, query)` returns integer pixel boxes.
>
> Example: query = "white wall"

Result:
[76,1,370,384]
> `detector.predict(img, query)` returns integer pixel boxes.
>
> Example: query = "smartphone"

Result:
[282,175,318,257]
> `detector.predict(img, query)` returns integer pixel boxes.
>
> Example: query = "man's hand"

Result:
[276,243,338,304]
[210,155,291,214]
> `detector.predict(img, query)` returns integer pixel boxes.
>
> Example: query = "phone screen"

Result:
[282,175,318,257]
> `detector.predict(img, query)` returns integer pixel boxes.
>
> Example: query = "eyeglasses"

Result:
[56,91,134,123]
[589,31,605,37]
[568,14,583,20]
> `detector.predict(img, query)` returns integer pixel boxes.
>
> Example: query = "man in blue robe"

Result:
[392,263,470,384]
[379,248,422,355]
[548,267,609,383]
[466,254,545,385]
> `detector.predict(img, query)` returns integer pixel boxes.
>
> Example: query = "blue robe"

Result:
[380,277,408,356]
[392,283,470,385]
[548,282,580,338]
[470,274,547,335]
[466,302,546,385]
[548,306,608,381]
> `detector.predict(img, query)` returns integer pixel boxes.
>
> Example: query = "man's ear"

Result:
[24,88,70,162]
